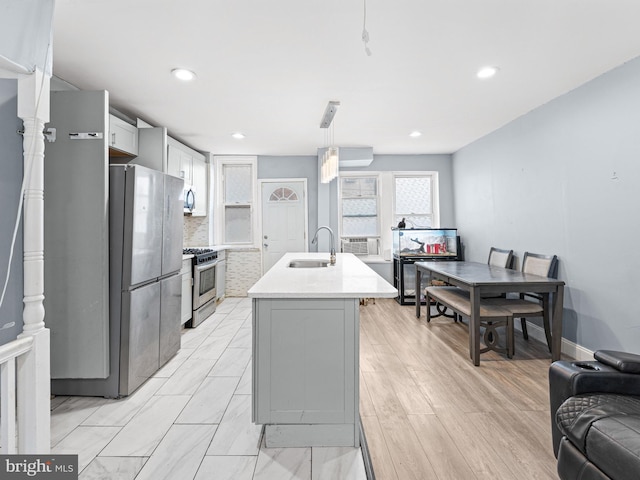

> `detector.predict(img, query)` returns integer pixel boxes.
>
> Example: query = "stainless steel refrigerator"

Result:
[108,164,184,396]
[51,164,184,398]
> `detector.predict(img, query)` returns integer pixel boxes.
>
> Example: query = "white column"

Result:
[16,68,51,453]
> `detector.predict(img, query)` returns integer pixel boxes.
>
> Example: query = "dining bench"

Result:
[425,286,514,358]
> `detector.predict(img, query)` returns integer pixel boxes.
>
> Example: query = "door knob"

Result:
[263,243,269,248]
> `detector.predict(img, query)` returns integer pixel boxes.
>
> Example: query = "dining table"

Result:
[414,261,565,366]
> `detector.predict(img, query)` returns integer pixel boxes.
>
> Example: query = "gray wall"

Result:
[258,153,456,253]
[452,56,640,353]
[0,79,24,345]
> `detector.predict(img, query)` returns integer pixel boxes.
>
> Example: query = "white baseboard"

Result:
[517,322,593,361]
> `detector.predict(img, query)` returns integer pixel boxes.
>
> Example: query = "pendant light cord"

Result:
[362,0,372,56]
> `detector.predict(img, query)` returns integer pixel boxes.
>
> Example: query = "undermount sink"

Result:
[288,259,330,268]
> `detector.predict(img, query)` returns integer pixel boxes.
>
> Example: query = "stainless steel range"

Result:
[183,248,218,328]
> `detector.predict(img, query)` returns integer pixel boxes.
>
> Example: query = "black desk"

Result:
[415,261,565,366]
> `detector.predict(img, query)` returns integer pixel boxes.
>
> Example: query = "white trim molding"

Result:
[517,322,594,362]
[214,156,258,247]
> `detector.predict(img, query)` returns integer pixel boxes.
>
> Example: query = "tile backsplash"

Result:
[183,215,210,247]
[226,249,262,297]
[183,214,263,296]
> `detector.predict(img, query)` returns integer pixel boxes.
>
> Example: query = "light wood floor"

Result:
[360,299,568,480]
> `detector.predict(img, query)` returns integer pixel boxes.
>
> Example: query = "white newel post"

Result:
[17,69,51,453]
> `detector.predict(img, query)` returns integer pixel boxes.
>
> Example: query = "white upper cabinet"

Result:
[181,150,193,186]
[134,128,208,217]
[166,142,183,180]
[108,114,138,156]
[167,138,193,184]
[190,154,207,217]
[167,137,207,217]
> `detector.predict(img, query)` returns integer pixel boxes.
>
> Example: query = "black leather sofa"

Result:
[549,350,640,480]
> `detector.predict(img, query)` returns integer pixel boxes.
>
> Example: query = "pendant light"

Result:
[319,101,340,184]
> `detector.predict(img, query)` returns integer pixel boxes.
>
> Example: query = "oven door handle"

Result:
[195,260,219,273]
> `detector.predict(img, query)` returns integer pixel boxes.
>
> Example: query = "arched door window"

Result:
[269,187,299,202]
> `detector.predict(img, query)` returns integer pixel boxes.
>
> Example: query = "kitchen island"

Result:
[248,252,397,447]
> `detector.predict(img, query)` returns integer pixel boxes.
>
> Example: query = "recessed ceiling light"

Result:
[409,131,422,138]
[171,68,196,81]
[477,66,499,79]
[231,132,245,139]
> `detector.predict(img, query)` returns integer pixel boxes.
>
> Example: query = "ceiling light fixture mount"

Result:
[171,68,196,81]
[319,101,340,128]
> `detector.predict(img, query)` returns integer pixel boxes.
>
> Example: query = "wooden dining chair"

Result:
[486,252,558,352]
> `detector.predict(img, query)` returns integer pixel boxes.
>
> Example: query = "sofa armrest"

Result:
[594,350,640,374]
[549,359,640,457]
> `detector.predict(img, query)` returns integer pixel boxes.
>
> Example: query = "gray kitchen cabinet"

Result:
[252,298,359,447]
[45,90,110,379]
[108,114,138,156]
[133,126,168,172]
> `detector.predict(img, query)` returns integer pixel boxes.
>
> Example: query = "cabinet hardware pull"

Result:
[68,132,104,140]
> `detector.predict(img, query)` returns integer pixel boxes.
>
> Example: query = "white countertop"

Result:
[248,253,398,299]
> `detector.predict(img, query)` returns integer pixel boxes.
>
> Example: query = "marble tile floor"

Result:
[51,297,368,480]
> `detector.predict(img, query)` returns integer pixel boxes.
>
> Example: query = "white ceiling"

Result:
[51,0,640,156]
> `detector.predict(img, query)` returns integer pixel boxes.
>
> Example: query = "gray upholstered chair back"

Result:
[521,252,558,278]
[488,247,514,269]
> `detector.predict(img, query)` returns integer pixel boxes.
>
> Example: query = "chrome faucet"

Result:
[312,226,336,265]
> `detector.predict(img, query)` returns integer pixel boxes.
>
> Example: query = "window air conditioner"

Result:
[341,238,379,255]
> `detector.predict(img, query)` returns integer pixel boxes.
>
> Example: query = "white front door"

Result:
[261,180,307,273]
